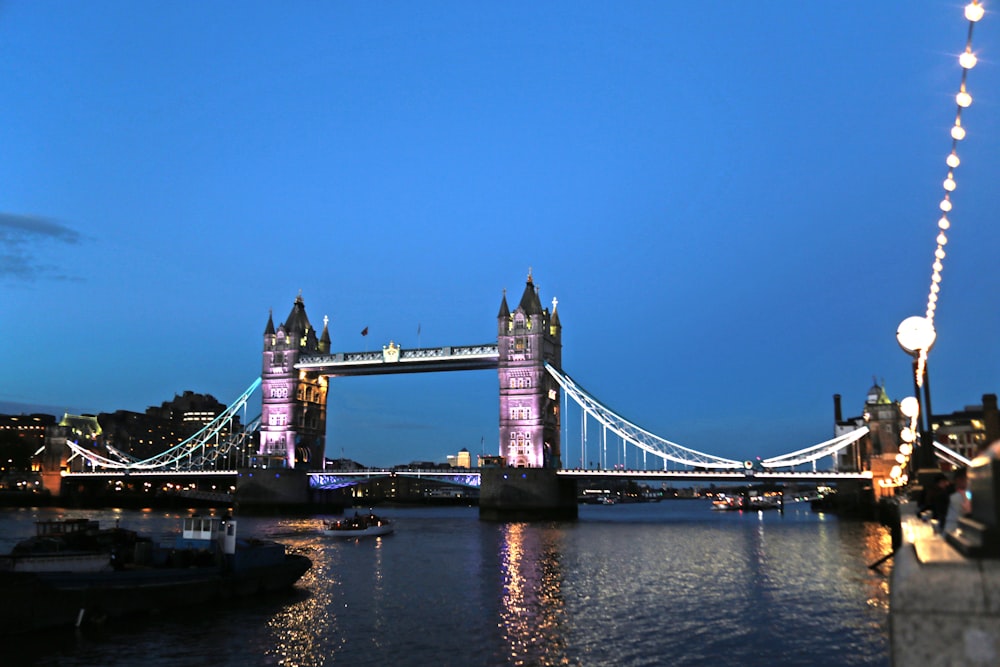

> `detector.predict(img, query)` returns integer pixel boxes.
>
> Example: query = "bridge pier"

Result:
[479,468,577,521]
[235,468,309,510]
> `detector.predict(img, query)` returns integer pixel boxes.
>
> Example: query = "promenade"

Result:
[891,503,1000,665]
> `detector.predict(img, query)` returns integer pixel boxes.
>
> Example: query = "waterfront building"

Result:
[835,384,999,488]
[0,413,56,472]
[833,381,907,494]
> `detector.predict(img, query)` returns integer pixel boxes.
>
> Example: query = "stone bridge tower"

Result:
[497,271,562,468]
[260,294,329,469]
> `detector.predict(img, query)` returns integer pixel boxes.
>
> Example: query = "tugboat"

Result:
[0,515,311,635]
[320,511,393,538]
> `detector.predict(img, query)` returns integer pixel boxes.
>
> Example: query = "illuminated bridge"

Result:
[55,272,967,513]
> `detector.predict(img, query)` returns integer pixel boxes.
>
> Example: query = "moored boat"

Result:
[0,518,144,573]
[0,514,311,636]
[321,512,393,538]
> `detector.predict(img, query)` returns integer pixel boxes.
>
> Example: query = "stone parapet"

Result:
[890,504,1000,666]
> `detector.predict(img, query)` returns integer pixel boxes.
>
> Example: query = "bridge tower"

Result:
[496,270,562,468]
[483,271,576,521]
[259,294,329,469]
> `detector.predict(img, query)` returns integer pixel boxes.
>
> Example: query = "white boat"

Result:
[321,513,393,538]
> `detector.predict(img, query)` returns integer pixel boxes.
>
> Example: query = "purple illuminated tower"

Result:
[259,294,329,468]
[497,271,562,468]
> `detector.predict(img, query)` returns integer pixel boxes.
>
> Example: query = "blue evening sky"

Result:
[2,2,998,468]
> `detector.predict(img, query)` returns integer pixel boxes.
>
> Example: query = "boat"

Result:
[711,497,741,511]
[0,515,311,636]
[709,493,783,512]
[321,512,393,538]
[1,517,145,573]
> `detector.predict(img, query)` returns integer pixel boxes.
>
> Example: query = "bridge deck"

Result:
[296,344,499,376]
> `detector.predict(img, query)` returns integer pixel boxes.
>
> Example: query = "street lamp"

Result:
[896,316,937,471]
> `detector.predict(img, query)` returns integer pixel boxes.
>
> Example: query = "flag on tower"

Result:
[361,326,368,336]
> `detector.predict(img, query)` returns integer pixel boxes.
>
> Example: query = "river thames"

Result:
[2,500,892,666]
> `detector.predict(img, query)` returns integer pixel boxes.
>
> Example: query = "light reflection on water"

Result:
[2,502,890,667]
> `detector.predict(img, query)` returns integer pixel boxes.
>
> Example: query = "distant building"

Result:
[834,381,905,477]
[146,390,228,437]
[932,394,1000,462]
[0,413,56,472]
[94,392,233,463]
[0,414,57,484]
[447,448,472,468]
[834,384,999,488]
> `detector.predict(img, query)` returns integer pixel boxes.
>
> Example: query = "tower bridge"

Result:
[59,270,908,519]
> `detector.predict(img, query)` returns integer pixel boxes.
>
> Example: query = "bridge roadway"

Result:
[306,468,873,489]
[64,468,872,490]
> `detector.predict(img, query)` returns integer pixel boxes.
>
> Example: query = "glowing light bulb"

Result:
[940,198,952,212]
[929,292,938,303]
[966,2,985,22]
[952,124,967,140]
[957,90,973,107]
[946,152,960,168]
[938,216,950,230]
[960,51,978,69]
[943,177,957,191]
[932,271,942,283]
[937,232,949,245]
[931,282,940,293]
[933,260,943,271]
[935,248,946,259]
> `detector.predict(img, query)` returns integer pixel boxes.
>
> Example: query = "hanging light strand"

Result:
[917,0,985,387]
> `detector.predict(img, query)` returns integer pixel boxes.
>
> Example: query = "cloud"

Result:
[0,213,84,282]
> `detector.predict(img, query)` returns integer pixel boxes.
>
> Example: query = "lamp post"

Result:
[896,316,937,472]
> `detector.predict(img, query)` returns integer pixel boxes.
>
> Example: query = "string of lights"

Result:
[886,1,986,488]
[916,0,985,387]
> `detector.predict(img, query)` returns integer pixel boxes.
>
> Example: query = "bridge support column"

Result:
[479,468,577,521]
[235,468,309,510]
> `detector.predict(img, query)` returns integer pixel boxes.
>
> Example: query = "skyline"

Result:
[2,2,998,468]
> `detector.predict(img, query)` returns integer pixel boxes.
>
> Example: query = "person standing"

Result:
[943,468,971,535]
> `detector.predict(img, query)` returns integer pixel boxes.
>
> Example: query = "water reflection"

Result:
[498,523,572,666]
[264,526,338,667]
